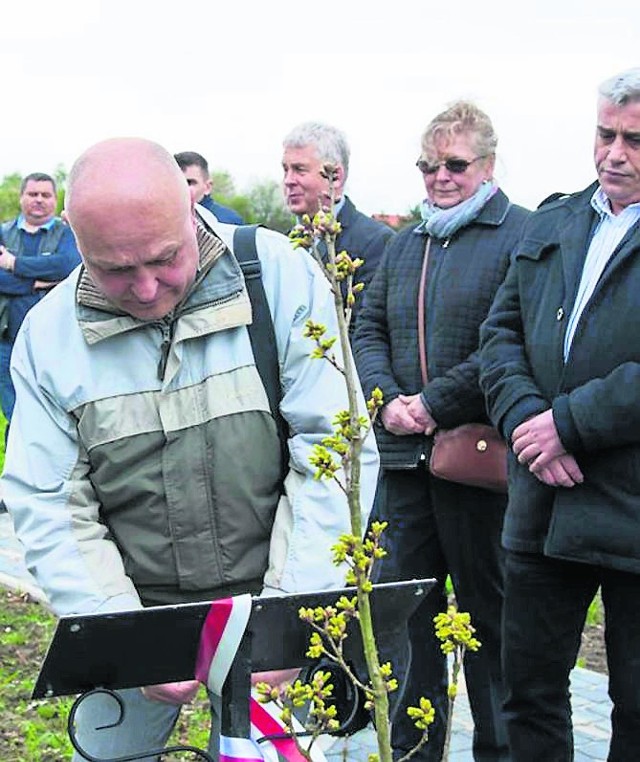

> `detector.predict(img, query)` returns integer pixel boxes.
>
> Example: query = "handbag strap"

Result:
[417,237,431,387]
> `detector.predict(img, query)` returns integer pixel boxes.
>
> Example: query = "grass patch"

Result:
[0,591,215,760]
[0,591,74,760]
[586,590,603,627]
[0,411,6,473]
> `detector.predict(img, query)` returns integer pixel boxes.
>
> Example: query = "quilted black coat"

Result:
[353,188,529,468]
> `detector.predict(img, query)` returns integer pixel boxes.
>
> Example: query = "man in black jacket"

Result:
[281,121,393,333]
[480,67,640,761]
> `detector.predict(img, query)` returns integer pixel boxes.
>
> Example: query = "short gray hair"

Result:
[283,121,350,179]
[598,67,640,106]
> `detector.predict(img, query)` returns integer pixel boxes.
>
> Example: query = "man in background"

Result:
[0,172,80,425]
[480,66,640,760]
[282,121,394,332]
[174,150,244,224]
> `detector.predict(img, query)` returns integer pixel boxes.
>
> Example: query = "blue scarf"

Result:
[417,181,498,240]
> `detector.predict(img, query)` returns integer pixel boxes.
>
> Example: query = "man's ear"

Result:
[334,164,346,199]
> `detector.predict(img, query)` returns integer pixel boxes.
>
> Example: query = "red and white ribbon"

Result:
[195,594,252,694]
[195,595,327,762]
[245,693,328,762]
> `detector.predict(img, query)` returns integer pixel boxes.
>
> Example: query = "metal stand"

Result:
[67,688,215,761]
[34,580,434,760]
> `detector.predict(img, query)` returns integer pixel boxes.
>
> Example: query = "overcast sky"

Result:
[2,0,639,215]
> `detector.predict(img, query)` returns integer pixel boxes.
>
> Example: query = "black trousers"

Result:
[503,550,640,762]
[374,466,509,762]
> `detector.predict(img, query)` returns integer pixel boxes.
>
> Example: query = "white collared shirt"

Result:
[563,187,640,360]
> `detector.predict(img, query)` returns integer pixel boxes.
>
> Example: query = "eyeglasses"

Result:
[416,155,486,175]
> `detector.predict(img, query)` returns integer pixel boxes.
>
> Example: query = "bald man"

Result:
[1,138,378,759]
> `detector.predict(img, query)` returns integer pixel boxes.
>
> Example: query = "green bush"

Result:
[0,413,6,473]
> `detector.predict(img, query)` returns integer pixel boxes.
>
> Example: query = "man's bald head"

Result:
[66,138,190,224]
[66,138,200,321]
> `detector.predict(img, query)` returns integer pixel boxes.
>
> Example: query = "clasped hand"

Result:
[0,246,16,272]
[512,409,583,488]
[380,394,437,436]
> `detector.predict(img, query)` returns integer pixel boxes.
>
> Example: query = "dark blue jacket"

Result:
[322,196,394,333]
[354,188,528,468]
[198,195,244,225]
[480,182,640,573]
[0,218,81,341]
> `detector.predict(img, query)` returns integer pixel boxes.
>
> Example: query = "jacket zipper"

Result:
[157,320,174,380]
[155,288,244,380]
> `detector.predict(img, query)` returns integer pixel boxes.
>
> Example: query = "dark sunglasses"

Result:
[416,155,486,175]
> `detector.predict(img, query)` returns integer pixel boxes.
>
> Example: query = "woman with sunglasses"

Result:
[353,100,529,762]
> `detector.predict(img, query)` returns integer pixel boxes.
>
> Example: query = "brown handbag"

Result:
[417,239,508,494]
[429,423,508,493]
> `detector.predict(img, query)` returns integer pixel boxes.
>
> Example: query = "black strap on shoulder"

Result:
[233,225,288,480]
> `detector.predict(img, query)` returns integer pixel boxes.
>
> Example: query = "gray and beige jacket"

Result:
[2,214,379,615]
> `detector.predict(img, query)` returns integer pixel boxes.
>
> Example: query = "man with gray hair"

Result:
[480,66,640,760]
[282,121,394,332]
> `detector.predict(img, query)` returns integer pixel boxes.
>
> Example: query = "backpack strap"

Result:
[233,225,288,481]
